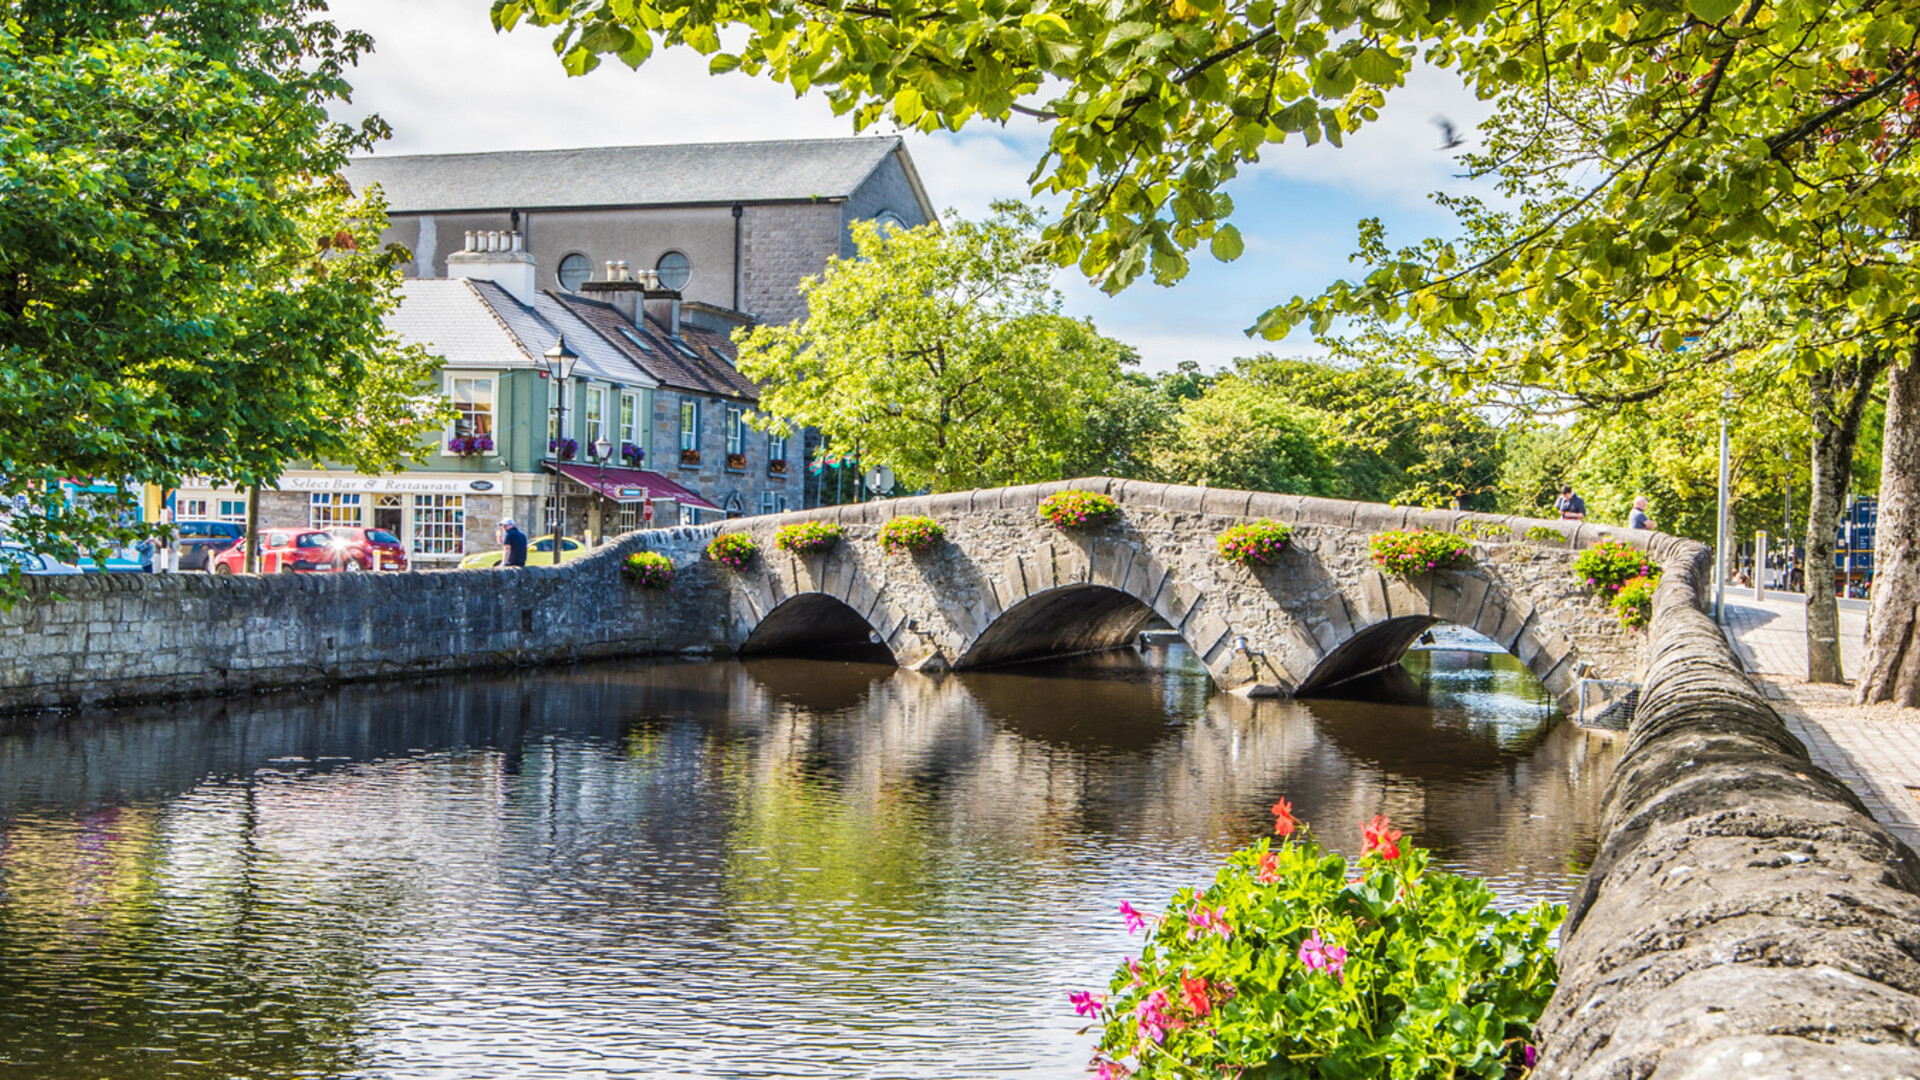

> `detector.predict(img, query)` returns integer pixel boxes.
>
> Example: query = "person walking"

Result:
[499,518,528,568]
[1628,496,1654,530]
[1555,484,1587,521]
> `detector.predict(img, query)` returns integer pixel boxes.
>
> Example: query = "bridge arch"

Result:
[954,584,1162,669]
[740,593,895,662]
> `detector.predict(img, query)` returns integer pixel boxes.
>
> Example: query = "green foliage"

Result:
[773,521,844,556]
[621,551,675,588]
[733,204,1136,493]
[0,2,444,576]
[1612,575,1657,630]
[1215,519,1293,568]
[1039,491,1120,530]
[1454,519,1510,542]
[1573,541,1660,598]
[877,515,945,554]
[1152,378,1341,497]
[1370,530,1474,577]
[1524,525,1564,543]
[706,532,759,570]
[1081,813,1560,1079]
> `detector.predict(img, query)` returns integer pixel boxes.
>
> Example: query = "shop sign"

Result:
[280,475,474,495]
[469,481,495,491]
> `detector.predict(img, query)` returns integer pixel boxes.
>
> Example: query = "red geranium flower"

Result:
[1362,814,1402,861]
[1271,797,1296,838]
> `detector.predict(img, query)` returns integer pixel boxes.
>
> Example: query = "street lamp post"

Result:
[591,435,612,545]
[544,337,579,567]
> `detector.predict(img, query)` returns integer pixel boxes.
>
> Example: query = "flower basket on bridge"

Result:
[621,551,674,589]
[1039,491,1120,530]
[1215,519,1294,568]
[1612,574,1657,629]
[878,515,945,555]
[706,532,758,570]
[1573,540,1660,597]
[774,521,844,556]
[1076,802,1559,1080]
[1370,529,1473,576]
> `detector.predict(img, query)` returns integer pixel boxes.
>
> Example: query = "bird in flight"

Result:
[1433,116,1467,150]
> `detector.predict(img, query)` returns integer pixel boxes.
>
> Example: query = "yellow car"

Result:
[458,534,588,569]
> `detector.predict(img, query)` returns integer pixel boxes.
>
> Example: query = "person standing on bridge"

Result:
[1555,484,1587,521]
[499,519,528,568]
[1628,496,1654,530]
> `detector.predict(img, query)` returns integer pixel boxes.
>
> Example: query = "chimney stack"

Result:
[446,228,537,306]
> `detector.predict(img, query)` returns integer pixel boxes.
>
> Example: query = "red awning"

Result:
[555,464,722,511]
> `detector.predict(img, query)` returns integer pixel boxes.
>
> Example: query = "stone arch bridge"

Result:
[662,479,1682,707]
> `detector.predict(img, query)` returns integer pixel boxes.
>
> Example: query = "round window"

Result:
[558,253,592,292]
[655,251,691,291]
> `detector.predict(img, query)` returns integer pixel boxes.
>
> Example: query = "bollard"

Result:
[1754,530,1767,602]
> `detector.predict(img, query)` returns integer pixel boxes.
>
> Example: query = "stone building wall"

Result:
[739,202,843,326]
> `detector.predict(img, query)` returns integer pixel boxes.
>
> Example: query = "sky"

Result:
[326,0,1494,372]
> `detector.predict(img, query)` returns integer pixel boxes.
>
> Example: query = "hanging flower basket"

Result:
[621,551,674,588]
[1039,491,1120,530]
[549,437,578,462]
[1215,519,1294,568]
[1612,574,1657,629]
[774,521,843,556]
[706,531,758,570]
[878,515,945,555]
[1369,529,1473,577]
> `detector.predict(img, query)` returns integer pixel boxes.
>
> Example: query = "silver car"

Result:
[0,543,84,576]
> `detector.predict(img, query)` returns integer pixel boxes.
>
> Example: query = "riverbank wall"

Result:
[1533,541,1920,1076]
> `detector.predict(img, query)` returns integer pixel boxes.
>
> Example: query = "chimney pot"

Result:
[512,231,524,252]
[464,230,475,252]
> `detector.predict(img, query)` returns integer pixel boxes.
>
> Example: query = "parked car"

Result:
[0,542,83,576]
[209,530,347,575]
[324,527,409,571]
[76,539,154,573]
[174,520,245,572]
[458,534,589,569]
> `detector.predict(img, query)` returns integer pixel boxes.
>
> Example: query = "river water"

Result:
[0,643,1619,1079]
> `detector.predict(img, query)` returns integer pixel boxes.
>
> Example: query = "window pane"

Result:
[411,494,465,556]
[309,493,362,529]
[218,500,248,524]
[453,377,493,438]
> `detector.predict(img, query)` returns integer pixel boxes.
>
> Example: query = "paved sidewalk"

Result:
[1719,593,1920,852]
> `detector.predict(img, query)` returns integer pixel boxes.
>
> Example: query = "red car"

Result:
[325,527,409,571]
[210,530,349,575]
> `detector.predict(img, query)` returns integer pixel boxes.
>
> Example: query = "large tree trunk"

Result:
[1858,345,1920,704]
[1806,355,1886,682]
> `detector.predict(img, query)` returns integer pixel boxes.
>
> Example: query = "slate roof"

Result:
[463,280,654,388]
[550,292,760,402]
[384,280,530,368]
[346,137,908,213]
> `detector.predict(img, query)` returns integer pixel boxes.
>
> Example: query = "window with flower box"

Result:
[725,407,746,471]
[450,377,494,444]
[766,428,789,475]
[584,385,605,448]
[412,494,464,556]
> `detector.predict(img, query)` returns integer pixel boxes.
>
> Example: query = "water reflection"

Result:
[0,645,1618,1079]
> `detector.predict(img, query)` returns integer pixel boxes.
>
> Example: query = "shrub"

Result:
[621,551,674,588]
[1077,804,1560,1080]
[1573,539,1659,597]
[774,520,844,556]
[1040,490,1121,529]
[878,515,946,554]
[1524,525,1564,543]
[1613,574,1657,629]
[1369,529,1473,576]
[1215,519,1294,568]
[705,532,758,570]
[1455,518,1510,541]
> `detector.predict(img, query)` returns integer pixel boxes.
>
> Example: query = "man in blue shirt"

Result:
[1555,484,1587,521]
[499,519,529,567]
[1628,496,1654,530]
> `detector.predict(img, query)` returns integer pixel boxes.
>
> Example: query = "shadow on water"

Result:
[0,641,1619,1080]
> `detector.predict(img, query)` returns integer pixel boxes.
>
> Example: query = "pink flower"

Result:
[1092,1057,1132,1079]
[1134,988,1176,1043]
[1298,933,1347,979]
[1127,957,1146,984]
[1119,901,1146,934]
[1256,851,1281,885]
[1187,905,1231,940]
[1524,1044,1538,1068]
[1070,990,1105,1017]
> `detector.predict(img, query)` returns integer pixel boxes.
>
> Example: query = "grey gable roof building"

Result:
[346,136,934,217]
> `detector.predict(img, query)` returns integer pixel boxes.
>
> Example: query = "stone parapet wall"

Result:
[1533,540,1920,1075]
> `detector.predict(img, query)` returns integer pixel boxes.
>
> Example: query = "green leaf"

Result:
[1685,0,1741,20]
[1210,224,1245,261]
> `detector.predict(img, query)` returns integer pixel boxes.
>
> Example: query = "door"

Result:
[374,495,402,538]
